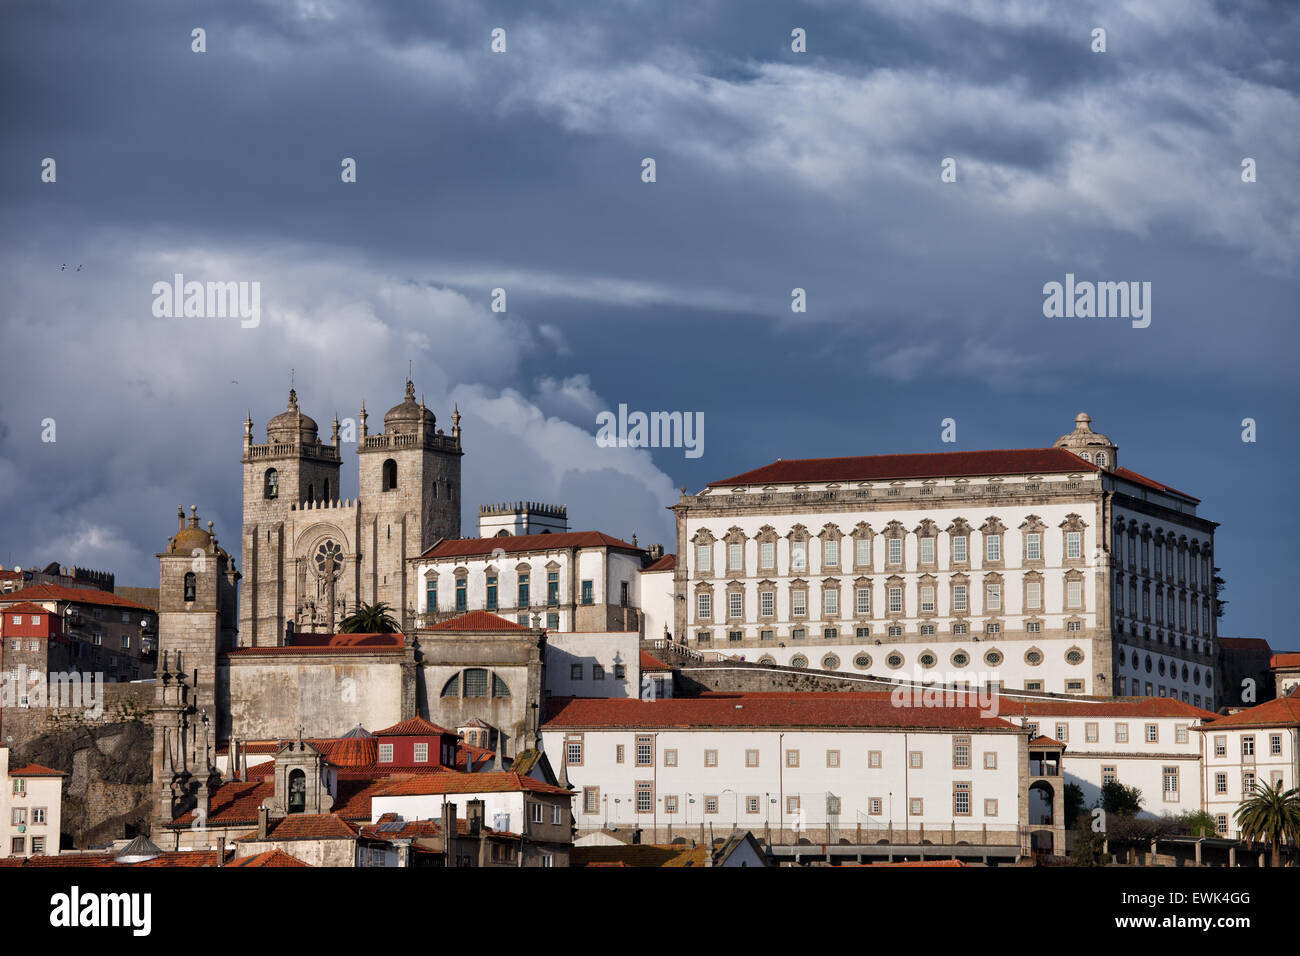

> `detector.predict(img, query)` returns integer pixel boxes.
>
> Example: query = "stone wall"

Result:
[1,681,154,743]
[675,661,894,696]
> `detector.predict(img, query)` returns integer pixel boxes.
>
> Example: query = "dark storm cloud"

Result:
[0,0,1296,643]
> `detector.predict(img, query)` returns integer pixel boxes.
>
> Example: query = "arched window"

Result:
[287,769,306,814]
[183,572,196,602]
[1095,452,1107,467]
[264,468,279,499]
[382,459,398,492]
[441,675,460,698]
[492,674,510,697]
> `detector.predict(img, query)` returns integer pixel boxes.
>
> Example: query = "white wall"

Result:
[545,633,641,698]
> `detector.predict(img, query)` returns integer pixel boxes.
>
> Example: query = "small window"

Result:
[183,572,197,602]
[382,458,398,491]
[378,744,394,763]
[264,468,279,499]
[413,743,428,763]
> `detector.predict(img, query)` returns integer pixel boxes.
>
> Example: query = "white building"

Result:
[544,632,642,699]
[997,693,1213,819]
[478,501,569,537]
[541,693,1058,854]
[0,746,65,858]
[666,414,1218,705]
[411,531,647,633]
[1198,690,1300,839]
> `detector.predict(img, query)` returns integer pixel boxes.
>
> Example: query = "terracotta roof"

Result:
[423,610,530,632]
[171,776,386,828]
[227,848,312,867]
[543,694,1016,731]
[571,845,708,867]
[1028,736,1066,748]
[419,531,641,559]
[708,448,1100,487]
[7,762,67,777]
[0,850,225,867]
[640,651,672,672]
[0,570,25,580]
[1271,652,1300,668]
[0,601,51,615]
[224,632,405,655]
[996,694,1217,720]
[373,716,458,737]
[1111,467,1199,502]
[643,554,676,572]
[1199,693,1300,730]
[235,814,360,842]
[0,583,152,611]
[1218,637,1272,652]
[375,771,572,797]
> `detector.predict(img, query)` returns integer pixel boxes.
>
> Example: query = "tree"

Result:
[1064,782,1087,829]
[1100,780,1144,818]
[1176,810,1218,838]
[338,602,399,634]
[1234,780,1300,868]
[1212,566,1228,618]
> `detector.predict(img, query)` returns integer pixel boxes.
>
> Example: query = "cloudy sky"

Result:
[0,0,1296,646]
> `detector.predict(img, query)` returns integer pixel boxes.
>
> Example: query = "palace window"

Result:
[760,541,775,570]
[1066,531,1082,559]
[518,573,529,607]
[697,593,712,619]
[760,591,775,617]
[791,540,807,572]
[728,543,743,572]
[951,535,967,563]
[919,537,934,565]
[985,534,1001,562]
[1025,533,1041,561]
[487,576,499,611]
[696,543,712,573]
[888,538,903,565]
[855,587,870,615]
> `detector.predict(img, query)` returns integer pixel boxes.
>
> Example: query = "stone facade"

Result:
[239,381,462,645]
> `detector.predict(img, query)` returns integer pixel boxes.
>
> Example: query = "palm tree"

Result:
[338,602,400,634]
[1234,780,1300,867]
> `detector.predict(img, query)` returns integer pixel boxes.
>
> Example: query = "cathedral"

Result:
[239,379,463,644]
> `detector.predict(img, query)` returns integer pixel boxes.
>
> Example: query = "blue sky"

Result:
[0,0,1296,648]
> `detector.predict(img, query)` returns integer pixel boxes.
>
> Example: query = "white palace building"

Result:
[657,414,1220,708]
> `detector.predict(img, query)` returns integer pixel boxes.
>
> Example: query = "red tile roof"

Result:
[0,850,225,867]
[1218,637,1272,652]
[171,777,387,828]
[0,601,51,615]
[1271,652,1300,668]
[236,814,360,842]
[543,694,1016,731]
[0,583,153,611]
[643,554,676,572]
[996,695,1217,720]
[423,610,530,632]
[1028,736,1066,748]
[224,632,405,656]
[708,448,1100,487]
[373,716,459,737]
[227,848,312,867]
[1199,693,1300,730]
[640,651,672,672]
[1111,467,1199,502]
[7,763,67,777]
[419,531,641,559]
[375,771,572,797]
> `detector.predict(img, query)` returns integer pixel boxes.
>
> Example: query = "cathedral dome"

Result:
[266,388,319,444]
[167,506,214,554]
[383,380,435,434]
[1054,413,1118,470]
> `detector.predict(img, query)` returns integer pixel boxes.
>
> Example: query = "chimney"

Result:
[257,806,269,841]
[465,747,472,774]
[441,802,457,866]
[217,835,225,868]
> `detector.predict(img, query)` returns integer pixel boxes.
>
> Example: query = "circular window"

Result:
[790,654,808,669]
[886,652,904,669]
[758,654,775,665]
[822,654,840,670]
[1066,648,1084,665]
[984,649,1003,667]
[951,651,969,667]
[1025,649,1043,666]
[314,539,343,577]
[853,653,872,669]
[919,652,937,669]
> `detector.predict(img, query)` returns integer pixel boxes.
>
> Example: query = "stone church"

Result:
[239,380,462,643]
